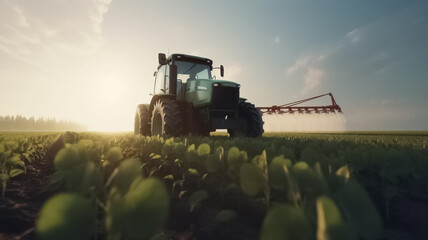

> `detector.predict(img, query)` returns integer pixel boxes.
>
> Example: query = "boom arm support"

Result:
[256,93,342,114]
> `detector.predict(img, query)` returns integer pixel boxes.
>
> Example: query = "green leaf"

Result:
[252,150,268,175]
[336,165,350,179]
[316,196,352,240]
[336,180,383,240]
[54,147,81,172]
[8,155,21,165]
[64,161,102,195]
[294,161,309,171]
[205,154,221,173]
[260,204,312,240]
[23,141,32,152]
[7,141,19,151]
[268,155,292,190]
[123,178,169,240]
[161,143,173,157]
[240,163,265,196]
[105,147,123,163]
[105,188,127,235]
[185,149,199,164]
[9,155,25,168]
[9,169,24,178]
[173,143,186,158]
[0,173,9,182]
[215,209,238,222]
[36,193,95,240]
[300,147,320,165]
[227,147,243,168]
[189,190,209,211]
[114,158,142,194]
[22,153,31,163]
[150,154,162,160]
[187,144,195,151]
[163,175,174,180]
[215,146,224,159]
[197,143,211,156]
[187,168,198,175]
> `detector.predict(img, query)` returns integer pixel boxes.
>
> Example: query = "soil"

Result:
[0,137,64,240]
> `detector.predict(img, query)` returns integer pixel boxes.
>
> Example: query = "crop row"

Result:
[0,132,59,197]
[36,132,428,240]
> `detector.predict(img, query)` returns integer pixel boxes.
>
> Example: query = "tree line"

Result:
[0,115,87,131]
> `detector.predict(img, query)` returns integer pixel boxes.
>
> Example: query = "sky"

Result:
[1,0,427,131]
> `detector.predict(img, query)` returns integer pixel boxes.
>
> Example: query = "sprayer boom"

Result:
[256,93,342,115]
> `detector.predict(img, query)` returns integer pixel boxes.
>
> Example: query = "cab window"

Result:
[154,65,166,94]
[176,61,212,83]
[165,64,170,93]
[195,69,210,79]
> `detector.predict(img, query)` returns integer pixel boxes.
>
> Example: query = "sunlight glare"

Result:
[85,74,134,132]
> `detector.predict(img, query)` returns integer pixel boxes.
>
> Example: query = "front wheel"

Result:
[228,102,264,137]
[151,99,185,137]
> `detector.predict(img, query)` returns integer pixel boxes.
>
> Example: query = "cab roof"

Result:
[167,53,213,66]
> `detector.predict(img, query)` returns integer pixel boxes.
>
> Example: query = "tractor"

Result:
[134,53,264,137]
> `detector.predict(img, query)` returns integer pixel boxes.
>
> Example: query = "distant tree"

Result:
[0,115,87,131]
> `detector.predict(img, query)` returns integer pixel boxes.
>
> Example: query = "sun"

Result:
[85,74,133,132]
[93,75,124,105]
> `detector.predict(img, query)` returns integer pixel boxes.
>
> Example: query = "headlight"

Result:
[213,83,220,87]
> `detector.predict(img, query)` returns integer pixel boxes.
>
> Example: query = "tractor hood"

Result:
[185,79,240,108]
[187,79,239,90]
[195,79,239,87]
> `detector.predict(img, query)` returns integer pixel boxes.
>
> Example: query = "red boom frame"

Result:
[256,92,342,115]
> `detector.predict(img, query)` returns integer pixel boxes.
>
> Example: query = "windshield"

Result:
[175,61,212,82]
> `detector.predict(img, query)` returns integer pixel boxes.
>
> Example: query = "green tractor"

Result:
[134,53,264,137]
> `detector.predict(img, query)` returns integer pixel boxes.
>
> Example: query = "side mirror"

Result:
[220,65,224,77]
[158,53,167,65]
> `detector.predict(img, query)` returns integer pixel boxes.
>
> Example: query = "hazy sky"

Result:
[1,0,427,131]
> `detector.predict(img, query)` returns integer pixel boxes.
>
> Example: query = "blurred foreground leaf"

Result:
[123,178,169,239]
[260,204,312,240]
[336,180,383,240]
[240,163,265,196]
[36,193,94,240]
[316,196,354,240]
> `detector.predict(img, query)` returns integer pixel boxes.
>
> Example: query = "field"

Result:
[1,131,427,240]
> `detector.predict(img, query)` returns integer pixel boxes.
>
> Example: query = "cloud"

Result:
[346,29,360,43]
[285,1,428,96]
[0,0,112,71]
[285,55,325,95]
[303,68,324,94]
[286,56,309,76]
[274,36,280,43]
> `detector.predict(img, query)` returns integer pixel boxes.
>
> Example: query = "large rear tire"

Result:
[151,99,185,137]
[228,102,264,138]
[134,104,150,135]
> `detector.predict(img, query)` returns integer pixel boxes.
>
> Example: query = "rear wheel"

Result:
[151,99,185,137]
[228,102,264,137]
[134,104,150,135]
